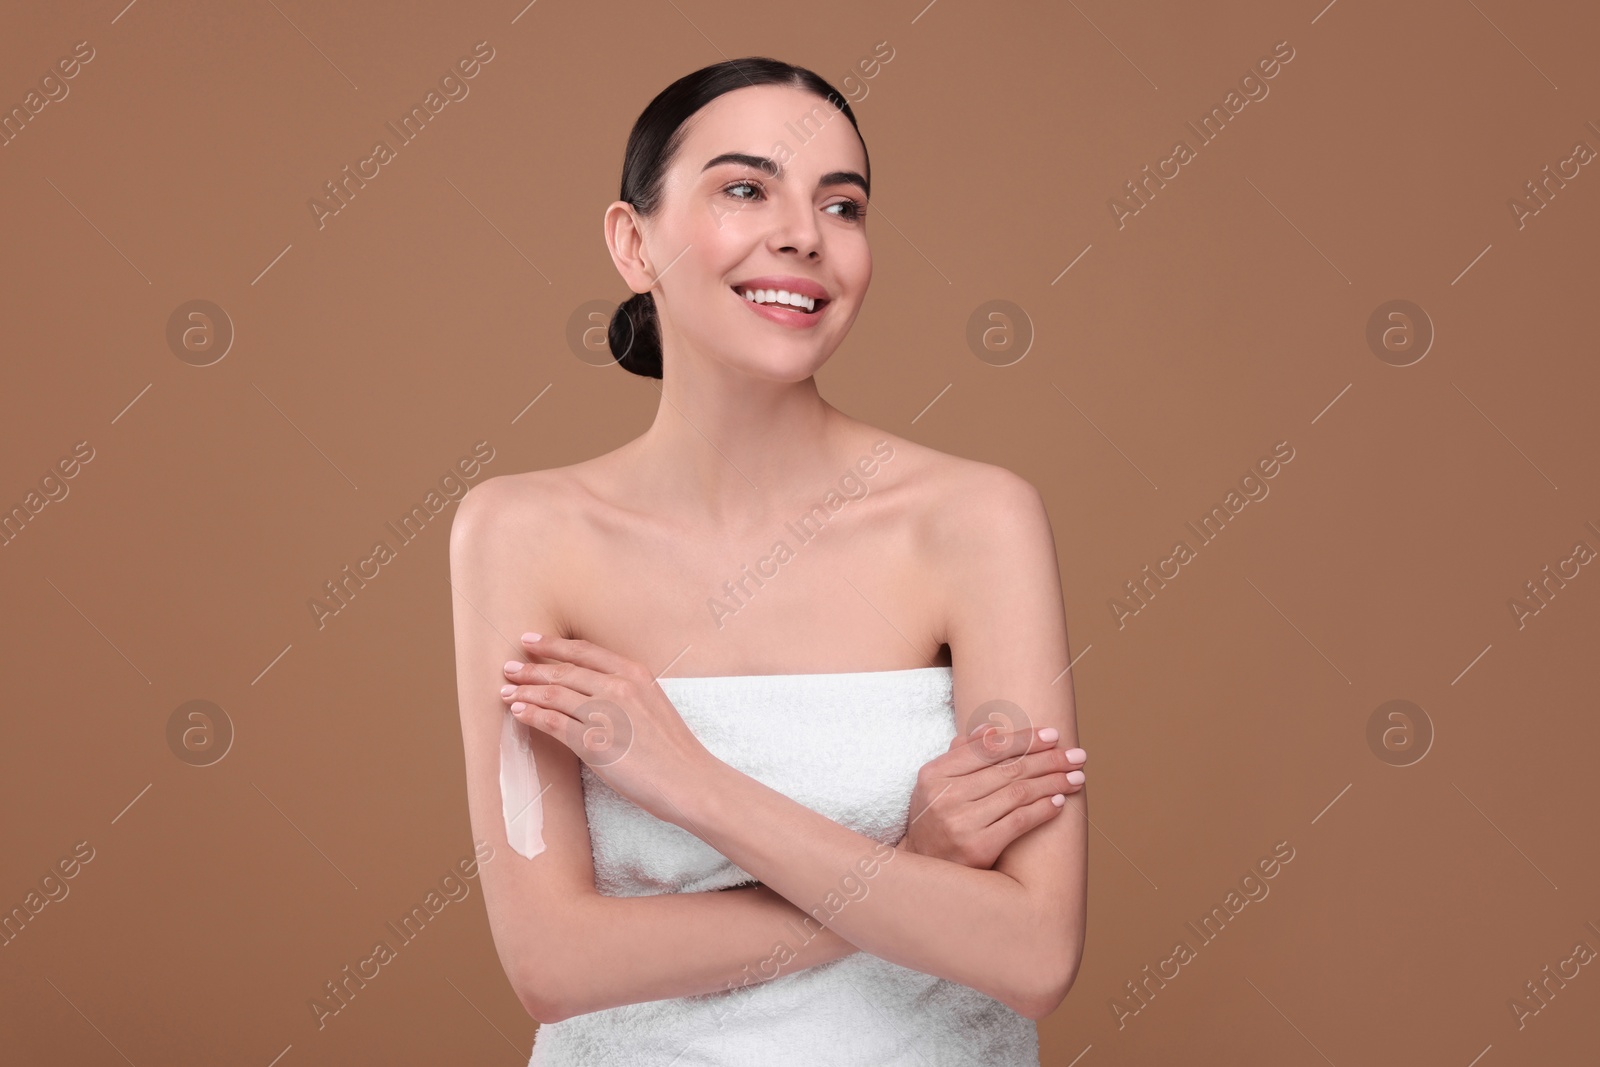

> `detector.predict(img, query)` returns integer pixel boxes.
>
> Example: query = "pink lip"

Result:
[729,284,830,330]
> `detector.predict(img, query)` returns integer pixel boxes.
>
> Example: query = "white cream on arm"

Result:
[499,710,546,859]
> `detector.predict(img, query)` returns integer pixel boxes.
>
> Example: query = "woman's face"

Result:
[629,83,872,382]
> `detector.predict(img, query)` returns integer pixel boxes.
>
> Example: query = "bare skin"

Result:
[900,714,1088,870]
[453,424,1087,1021]
[449,81,1086,1027]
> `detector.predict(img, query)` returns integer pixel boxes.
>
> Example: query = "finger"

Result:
[523,697,634,767]
[517,632,642,680]
[506,668,634,751]
[971,770,1081,828]
[506,667,603,722]
[967,748,1082,798]
[945,726,1060,775]
[501,657,613,700]
[507,683,586,722]
[978,792,1071,857]
[929,727,1032,776]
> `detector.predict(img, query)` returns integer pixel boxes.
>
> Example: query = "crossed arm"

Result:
[449,468,1085,1023]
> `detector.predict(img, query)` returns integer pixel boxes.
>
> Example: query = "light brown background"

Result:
[3,0,1598,1063]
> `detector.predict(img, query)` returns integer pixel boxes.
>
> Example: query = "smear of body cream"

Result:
[499,710,546,859]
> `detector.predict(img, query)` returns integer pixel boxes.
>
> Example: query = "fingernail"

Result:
[510,702,526,712]
[504,661,522,674]
[500,685,515,697]
[522,632,542,642]
[1039,727,1059,743]
[1065,748,1086,763]
[1067,770,1085,785]
[1051,794,1066,807]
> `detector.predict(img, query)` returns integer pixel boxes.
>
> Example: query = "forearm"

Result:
[528,881,856,1021]
[661,760,1056,1016]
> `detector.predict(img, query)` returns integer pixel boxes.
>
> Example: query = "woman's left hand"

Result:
[500,633,716,822]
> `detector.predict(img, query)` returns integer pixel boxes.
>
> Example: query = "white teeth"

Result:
[738,286,817,312]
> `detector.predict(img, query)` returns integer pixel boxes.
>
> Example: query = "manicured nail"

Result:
[504,661,522,674]
[1051,794,1066,807]
[1039,727,1059,743]
[522,632,542,643]
[500,685,515,697]
[1067,770,1085,785]
[510,702,527,712]
[1065,748,1086,764]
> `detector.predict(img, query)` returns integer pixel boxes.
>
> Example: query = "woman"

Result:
[450,56,1087,1065]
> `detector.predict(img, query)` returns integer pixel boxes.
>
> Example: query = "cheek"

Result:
[686,220,754,285]
[839,242,872,301]
[691,196,757,249]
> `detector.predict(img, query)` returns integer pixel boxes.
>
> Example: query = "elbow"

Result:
[515,967,563,1024]
[1017,967,1076,1022]
[1012,942,1083,1022]
[515,951,590,1025]
[1010,897,1086,1021]
[513,899,608,1024]
[517,970,577,1025]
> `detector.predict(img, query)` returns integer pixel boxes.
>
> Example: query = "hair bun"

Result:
[609,292,663,379]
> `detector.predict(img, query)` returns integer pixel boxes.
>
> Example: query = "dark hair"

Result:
[608,57,870,378]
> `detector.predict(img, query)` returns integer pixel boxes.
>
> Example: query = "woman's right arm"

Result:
[451,475,860,1023]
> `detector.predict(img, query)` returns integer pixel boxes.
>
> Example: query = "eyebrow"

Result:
[701,152,869,197]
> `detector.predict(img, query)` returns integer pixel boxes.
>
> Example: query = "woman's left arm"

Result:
[677,468,1083,1020]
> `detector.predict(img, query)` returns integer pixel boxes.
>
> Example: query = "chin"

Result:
[758,357,832,383]
[704,332,833,380]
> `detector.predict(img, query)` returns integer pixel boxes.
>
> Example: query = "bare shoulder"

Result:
[449,463,596,561]
[872,436,1057,650]
[881,434,1048,550]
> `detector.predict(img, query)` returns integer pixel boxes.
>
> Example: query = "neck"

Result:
[621,357,857,530]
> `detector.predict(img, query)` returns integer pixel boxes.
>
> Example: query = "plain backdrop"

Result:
[2,1,1597,1064]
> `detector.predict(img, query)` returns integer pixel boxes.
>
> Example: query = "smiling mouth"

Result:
[730,285,829,315]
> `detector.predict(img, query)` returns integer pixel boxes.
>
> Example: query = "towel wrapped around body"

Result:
[504,665,1040,1067]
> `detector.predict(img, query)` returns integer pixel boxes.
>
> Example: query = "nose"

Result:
[768,195,823,259]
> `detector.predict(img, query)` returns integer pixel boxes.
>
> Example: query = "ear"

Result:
[603,201,656,295]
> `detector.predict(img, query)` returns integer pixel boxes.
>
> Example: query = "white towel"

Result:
[525,666,1039,1066]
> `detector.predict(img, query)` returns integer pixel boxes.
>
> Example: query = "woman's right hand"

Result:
[897,727,1085,869]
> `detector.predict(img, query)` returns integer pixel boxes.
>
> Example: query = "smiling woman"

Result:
[450,55,1086,1067]
[605,60,872,380]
